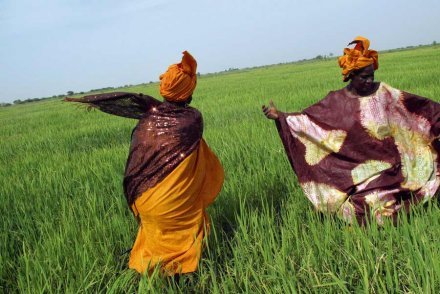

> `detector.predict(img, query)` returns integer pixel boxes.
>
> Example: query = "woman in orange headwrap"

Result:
[126,51,224,276]
[262,36,440,225]
[66,51,224,275]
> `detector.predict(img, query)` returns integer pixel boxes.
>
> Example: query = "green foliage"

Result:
[1,46,440,293]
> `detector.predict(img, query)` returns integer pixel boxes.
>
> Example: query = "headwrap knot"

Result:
[159,51,197,102]
[338,36,378,81]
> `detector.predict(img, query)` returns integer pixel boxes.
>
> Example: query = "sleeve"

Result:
[402,92,440,137]
[275,111,301,172]
[64,92,162,119]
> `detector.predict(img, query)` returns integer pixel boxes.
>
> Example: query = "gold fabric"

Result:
[338,36,379,81]
[128,139,224,275]
[159,51,197,102]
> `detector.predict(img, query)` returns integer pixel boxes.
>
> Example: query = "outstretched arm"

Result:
[402,92,440,138]
[65,92,161,119]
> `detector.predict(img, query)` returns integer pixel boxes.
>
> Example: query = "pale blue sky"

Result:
[1,0,439,102]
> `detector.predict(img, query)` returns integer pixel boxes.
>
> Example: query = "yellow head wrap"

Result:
[338,36,379,81]
[159,51,197,102]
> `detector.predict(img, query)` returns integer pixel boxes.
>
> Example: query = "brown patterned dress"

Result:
[275,83,440,224]
[65,92,204,207]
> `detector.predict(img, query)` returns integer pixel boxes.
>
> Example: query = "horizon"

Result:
[2,43,437,105]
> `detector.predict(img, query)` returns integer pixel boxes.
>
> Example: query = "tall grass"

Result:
[1,46,440,293]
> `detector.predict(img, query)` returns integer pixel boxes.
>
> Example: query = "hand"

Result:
[262,100,279,120]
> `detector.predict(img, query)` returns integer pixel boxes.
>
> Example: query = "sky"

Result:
[1,0,439,103]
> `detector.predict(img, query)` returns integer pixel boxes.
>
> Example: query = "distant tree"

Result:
[67,91,74,95]
[433,41,437,46]
[13,99,22,104]
[329,52,334,57]
[315,55,324,60]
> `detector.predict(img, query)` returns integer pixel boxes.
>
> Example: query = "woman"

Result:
[262,37,440,225]
[66,51,224,275]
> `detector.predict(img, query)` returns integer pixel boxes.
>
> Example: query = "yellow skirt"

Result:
[128,139,224,275]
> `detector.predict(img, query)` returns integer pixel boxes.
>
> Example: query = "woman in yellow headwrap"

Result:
[66,51,224,275]
[262,36,440,225]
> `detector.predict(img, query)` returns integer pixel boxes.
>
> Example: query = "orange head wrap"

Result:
[338,36,379,81]
[159,51,197,102]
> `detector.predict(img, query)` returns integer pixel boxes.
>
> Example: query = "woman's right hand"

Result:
[262,100,279,120]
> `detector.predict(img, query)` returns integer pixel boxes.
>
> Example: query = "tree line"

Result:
[1,86,129,107]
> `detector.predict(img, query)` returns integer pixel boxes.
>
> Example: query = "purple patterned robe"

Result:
[276,83,440,224]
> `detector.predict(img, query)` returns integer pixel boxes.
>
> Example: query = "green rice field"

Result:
[1,46,440,293]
